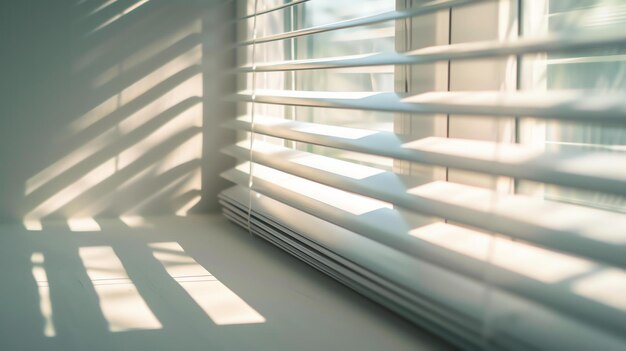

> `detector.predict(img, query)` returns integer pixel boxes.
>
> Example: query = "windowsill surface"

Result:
[0,214,449,351]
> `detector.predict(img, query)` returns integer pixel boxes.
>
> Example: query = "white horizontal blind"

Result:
[221,0,626,349]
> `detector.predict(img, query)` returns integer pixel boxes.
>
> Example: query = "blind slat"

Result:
[221,185,626,351]
[219,194,480,348]
[232,90,626,123]
[224,142,626,269]
[220,166,626,335]
[226,1,626,349]
[225,117,626,196]
[238,0,309,20]
[237,31,626,72]
[238,0,488,45]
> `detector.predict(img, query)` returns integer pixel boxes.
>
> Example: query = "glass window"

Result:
[520,0,626,212]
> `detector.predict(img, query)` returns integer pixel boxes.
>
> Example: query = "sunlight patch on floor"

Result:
[31,253,56,337]
[68,217,101,232]
[150,242,266,325]
[79,246,162,332]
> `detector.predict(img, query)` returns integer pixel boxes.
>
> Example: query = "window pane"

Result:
[520,0,626,213]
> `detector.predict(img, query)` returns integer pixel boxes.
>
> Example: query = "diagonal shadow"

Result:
[43,126,202,219]
[23,95,202,217]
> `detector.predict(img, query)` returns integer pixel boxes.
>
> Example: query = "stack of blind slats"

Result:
[221,0,626,349]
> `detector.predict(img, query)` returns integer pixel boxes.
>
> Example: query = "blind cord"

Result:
[479,109,505,351]
[247,0,259,236]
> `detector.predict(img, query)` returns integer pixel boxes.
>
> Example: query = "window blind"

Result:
[220,0,626,349]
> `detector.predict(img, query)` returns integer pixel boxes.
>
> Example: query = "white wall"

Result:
[0,0,235,223]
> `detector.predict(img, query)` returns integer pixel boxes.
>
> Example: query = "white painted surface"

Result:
[0,0,235,222]
[0,214,449,351]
